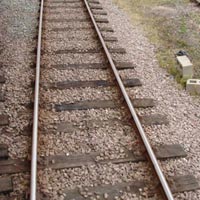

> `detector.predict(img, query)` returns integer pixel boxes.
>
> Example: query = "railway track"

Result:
[0,0,199,199]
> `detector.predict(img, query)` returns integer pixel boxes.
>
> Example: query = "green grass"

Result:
[180,17,187,34]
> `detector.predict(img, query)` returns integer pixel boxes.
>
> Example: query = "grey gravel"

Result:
[44,12,89,19]
[39,109,123,125]
[38,124,134,157]
[0,0,39,197]
[41,68,112,82]
[41,53,105,66]
[38,163,158,200]
[0,0,38,158]
[43,40,100,52]
[37,1,162,198]
[44,21,91,31]
[43,31,95,41]
[41,87,118,103]
[1,0,199,198]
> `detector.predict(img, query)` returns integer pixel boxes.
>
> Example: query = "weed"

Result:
[180,17,187,34]
[169,65,179,76]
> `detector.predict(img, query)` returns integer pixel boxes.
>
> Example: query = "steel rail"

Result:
[83,0,174,199]
[30,0,44,199]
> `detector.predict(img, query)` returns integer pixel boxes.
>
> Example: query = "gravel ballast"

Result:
[100,0,200,199]
[1,0,200,199]
[38,163,157,200]
[0,0,39,158]
[0,0,39,197]
[37,1,160,198]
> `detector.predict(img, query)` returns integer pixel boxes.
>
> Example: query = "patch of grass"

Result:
[113,0,200,85]
[169,65,179,77]
[179,77,188,87]
[157,51,175,68]
[176,39,188,48]
[179,17,187,34]
[168,65,187,87]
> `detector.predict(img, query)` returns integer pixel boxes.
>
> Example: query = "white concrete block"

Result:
[186,79,200,95]
[176,55,193,78]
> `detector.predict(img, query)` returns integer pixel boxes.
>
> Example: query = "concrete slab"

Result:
[176,55,193,78]
[177,55,192,67]
[186,79,200,95]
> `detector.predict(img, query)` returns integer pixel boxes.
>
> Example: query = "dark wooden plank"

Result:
[44,5,85,9]
[44,144,186,169]
[88,0,100,4]
[123,79,142,87]
[90,5,103,10]
[0,144,186,174]
[0,177,13,193]
[0,76,5,83]
[50,62,135,70]
[131,98,156,108]
[108,47,126,54]
[45,3,85,7]
[99,27,114,32]
[131,98,155,108]
[157,144,187,158]
[50,80,110,89]
[63,181,146,200]
[55,100,117,111]
[50,27,93,32]
[0,115,9,126]
[46,0,82,3]
[44,78,141,89]
[54,99,155,111]
[170,175,200,193]
[54,47,125,55]
[95,18,109,23]
[44,18,90,22]
[0,159,30,174]
[114,61,135,70]
[55,48,101,54]
[44,10,88,15]
[92,10,107,15]
[0,144,8,160]
[103,36,118,42]
[154,144,187,159]
[140,114,169,125]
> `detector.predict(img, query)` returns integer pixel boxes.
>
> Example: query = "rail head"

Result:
[30,0,44,200]
[83,0,174,199]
